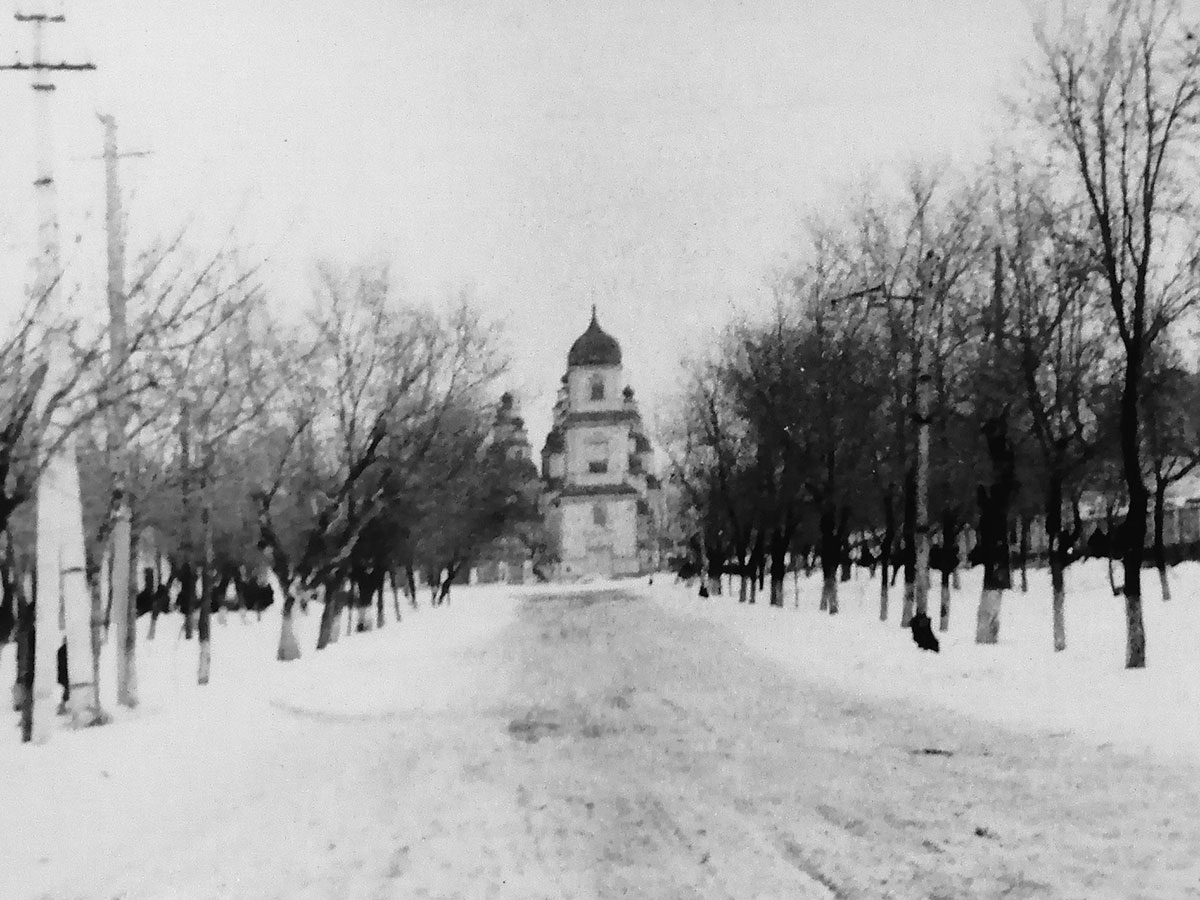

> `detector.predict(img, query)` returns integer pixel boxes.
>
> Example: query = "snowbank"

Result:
[651,559,1200,764]
[0,585,519,899]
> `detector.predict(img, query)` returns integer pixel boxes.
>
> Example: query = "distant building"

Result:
[541,309,662,578]
[492,391,533,463]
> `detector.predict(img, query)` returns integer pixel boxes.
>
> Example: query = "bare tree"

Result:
[1032,0,1200,667]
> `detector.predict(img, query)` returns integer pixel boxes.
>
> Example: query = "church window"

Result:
[585,434,608,474]
[589,375,605,401]
[592,503,607,526]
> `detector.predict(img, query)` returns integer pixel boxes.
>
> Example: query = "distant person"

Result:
[57,641,69,709]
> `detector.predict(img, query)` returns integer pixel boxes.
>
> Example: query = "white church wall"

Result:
[567,365,623,411]
[566,425,631,485]
[558,497,639,577]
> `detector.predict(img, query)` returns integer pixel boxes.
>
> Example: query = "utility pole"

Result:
[831,250,937,625]
[97,113,150,708]
[1,4,98,739]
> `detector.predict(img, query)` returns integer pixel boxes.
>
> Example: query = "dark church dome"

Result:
[567,307,622,368]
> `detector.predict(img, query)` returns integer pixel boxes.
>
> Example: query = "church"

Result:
[540,309,662,579]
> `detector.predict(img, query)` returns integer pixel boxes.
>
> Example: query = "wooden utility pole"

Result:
[1,4,99,739]
[98,113,141,707]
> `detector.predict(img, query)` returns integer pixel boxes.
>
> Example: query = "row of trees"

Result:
[0,250,543,742]
[668,0,1200,668]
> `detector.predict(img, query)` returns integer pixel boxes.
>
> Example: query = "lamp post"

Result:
[831,250,937,624]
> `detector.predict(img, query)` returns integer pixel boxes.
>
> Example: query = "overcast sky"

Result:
[0,0,1040,445]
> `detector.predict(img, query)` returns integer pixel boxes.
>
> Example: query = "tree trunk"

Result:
[438,563,460,606]
[900,468,916,627]
[879,490,895,622]
[952,529,966,590]
[939,509,959,633]
[178,565,195,641]
[1102,500,1121,596]
[1118,332,1148,667]
[1123,486,1148,669]
[939,568,951,634]
[1051,560,1066,653]
[975,416,1014,645]
[278,602,301,661]
[705,539,724,597]
[769,573,784,607]
[13,573,32,715]
[1047,474,1068,653]
[1018,517,1030,594]
[316,582,339,650]
[768,530,788,608]
[149,560,163,639]
[1153,475,1170,601]
[977,586,1002,643]
[388,569,403,621]
[738,575,748,604]
[197,457,214,686]
[16,588,33,742]
[178,401,195,641]
[405,565,418,609]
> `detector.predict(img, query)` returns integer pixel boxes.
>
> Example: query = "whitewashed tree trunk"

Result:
[277,606,300,660]
[267,567,301,662]
[1052,584,1066,652]
[975,588,1002,644]
[112,502,136,707]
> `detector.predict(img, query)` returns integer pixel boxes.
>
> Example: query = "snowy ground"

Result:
[2,568,1199,898]
[0,588,521,900]
[653,559,1200,764]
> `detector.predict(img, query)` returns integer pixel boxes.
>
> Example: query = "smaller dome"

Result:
[542,427,564,455]
[623,385,635,400]
[567,307,622,368]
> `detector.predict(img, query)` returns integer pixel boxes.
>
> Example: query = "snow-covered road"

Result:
[9,587,1200,898]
